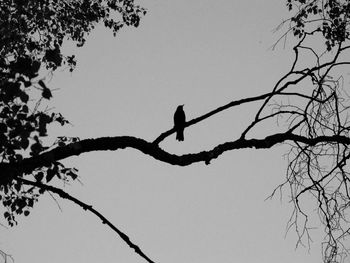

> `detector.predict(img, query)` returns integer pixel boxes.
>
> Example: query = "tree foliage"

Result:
[0,0,145,226]
[2,0,350,263]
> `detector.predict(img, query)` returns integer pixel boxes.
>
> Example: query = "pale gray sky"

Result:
[3,1,325,263]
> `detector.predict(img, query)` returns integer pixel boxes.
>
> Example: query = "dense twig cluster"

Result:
[267,1,350,262]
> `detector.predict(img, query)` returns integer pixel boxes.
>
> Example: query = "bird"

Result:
[173,104,186,141]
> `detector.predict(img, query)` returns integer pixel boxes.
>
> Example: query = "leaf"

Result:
[20,137,29,149]
[31,60,41,73]
[35,172,44,182]
[30,142,43,156]
[45,47,62,66]
[38,79,47,89]
[46,169,55,183]
[19,91,29,103]
[18,199,27,209]
[21,105,28,113]
[24,81,32,87]
[38,123,47,136]
[27,199,34,208]
[38,80,53,99]
[42,87,52,99]
[14,182,21,192]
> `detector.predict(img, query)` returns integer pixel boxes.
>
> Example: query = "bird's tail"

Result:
[176,129,184,141]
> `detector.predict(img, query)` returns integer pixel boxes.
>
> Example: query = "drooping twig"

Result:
[0,249,14,263]
[16,178,156,263]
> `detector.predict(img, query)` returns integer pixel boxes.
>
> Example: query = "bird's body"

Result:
[174,105,186,141]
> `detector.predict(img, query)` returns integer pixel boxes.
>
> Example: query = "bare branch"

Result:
[16,178,156,263]
[153,91,276,144]
[1,133,350,182]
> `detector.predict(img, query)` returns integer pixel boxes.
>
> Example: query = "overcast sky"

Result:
[2,1,326,263]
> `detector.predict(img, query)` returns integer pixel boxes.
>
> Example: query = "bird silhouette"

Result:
[174,105,186,141]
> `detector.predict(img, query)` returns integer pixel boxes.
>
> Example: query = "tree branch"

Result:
[16,178,156,263]
[153,91,276,144]
[3,133,350,178]
[153,90,323,144]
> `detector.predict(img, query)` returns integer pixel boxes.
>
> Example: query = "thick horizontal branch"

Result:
[4,133,350,177]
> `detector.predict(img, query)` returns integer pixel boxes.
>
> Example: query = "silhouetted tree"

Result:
[2,1,350,262]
